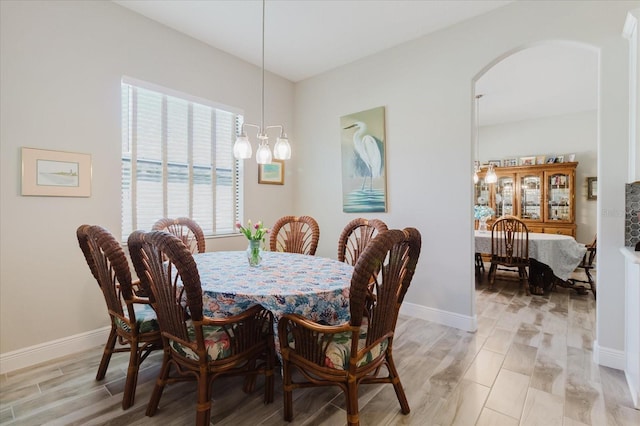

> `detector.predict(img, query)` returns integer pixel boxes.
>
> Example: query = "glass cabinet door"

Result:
[547,172,572,221]
[496,176,514,217]
[474,178,491,207]
[519,174,542,220]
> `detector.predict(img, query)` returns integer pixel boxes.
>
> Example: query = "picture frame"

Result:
[519,156,535,166]
[258,159,284,185]
[21,147,91,197]
[340,106,387,213]
[587,177,597,200]
[488,160,502,167]
[535,155,546,165]
[546,156,556,164]
[503,158,517,167]
[555,155,565,163]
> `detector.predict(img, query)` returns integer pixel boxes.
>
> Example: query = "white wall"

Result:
[0,1,295,354]
[480,110,598,243]
[293,0,635,366]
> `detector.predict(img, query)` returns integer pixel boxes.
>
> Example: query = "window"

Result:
[121,78,244,240]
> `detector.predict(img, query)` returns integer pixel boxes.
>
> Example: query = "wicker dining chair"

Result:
[76,225,162,410]
[152,217,206,254]
[337,218,388,265]
[269,215,320,255]
[488,216,530,294]
[278,228,422,426]
[127,230,275,426]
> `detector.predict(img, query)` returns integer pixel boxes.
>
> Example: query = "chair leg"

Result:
[345,379,360,426]
[195,374,212,426]
[264,345,275,404]
[281,359,294,421]
[96,326,118,381]
[585,268,596,299]
[519,267,530,296]
[146,350,171,417]
[386,352,410,414]
[122,338,141,410]
[488,264,497,288]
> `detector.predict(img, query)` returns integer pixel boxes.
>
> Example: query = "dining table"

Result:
[191,250,353,350]
[474,230,587,282]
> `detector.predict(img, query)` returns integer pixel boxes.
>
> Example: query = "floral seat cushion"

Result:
[114,303,159,334]
[169,322,233,362]
[317,324,389,371]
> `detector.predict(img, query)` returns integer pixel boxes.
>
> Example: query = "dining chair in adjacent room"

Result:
[337,218,388,265]
[269,215,320,255]
[152,217,206,254]
[128,230,275,426]
[569,235,597,299]
[488,216,530,294]
[278,228,422,426]
[76,225,162,410]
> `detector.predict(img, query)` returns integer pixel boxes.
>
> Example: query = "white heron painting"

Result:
[340,106,387,213]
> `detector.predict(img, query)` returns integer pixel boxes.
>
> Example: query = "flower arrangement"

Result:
[236,219,269,242]
[474,205,495,220]
[236,220,269,267]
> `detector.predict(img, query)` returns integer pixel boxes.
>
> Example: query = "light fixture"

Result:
[233,0,291,164]
[474,94,497,184]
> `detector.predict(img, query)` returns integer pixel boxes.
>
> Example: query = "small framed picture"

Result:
[587,177,597,200]
[21,147,92,197]
[258,160,284,185]
[555,155,564,163]
[488,160,502,167]
[546,156,556,164]
[503,158,517,167]
[567,154,576,162]
[519,156,535,166]
[535,155,546,165]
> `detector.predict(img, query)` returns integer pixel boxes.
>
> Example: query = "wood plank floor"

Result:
[1,269,638,425]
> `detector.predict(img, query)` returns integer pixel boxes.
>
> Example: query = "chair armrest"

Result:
[129,295,152,305]
[200,304,271,328]
[278,313,355,367]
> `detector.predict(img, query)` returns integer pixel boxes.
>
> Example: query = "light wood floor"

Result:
[1,269,638,425]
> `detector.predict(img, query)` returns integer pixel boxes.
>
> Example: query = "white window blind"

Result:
[121,78,244,240]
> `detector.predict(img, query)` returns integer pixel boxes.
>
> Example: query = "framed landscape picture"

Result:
[21,147,91,197]
[258,160,284,185]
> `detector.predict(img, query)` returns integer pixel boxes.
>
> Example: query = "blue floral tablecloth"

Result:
[193,251,353,327]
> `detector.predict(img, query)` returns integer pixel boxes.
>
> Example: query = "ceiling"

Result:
[113,0,598,125]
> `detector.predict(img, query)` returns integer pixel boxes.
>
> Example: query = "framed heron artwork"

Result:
[340,106,387,213]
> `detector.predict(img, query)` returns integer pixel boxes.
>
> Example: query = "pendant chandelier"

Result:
[233,0,291,164]
[474,94,497,184]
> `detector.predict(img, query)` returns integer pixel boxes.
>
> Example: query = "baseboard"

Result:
[592,339,626,370]
[400,302,477,332]
[0,326,110,374]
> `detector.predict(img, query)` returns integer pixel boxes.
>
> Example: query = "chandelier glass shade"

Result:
[233,0,291,164]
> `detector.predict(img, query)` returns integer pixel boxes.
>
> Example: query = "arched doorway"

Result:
[471,41,599,331]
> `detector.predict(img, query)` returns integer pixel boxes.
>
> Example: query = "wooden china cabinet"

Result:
[475,162,577,236]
